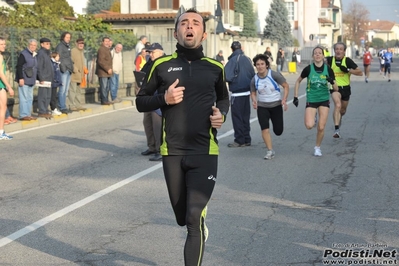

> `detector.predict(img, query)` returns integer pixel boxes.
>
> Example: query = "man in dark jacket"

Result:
[139,42,165,162]
[224,41,255,147]
[55,32,73,114]
[15,39,38,121]
[215,50,225,65]
[36,38,54,119]
[95,37,113,105]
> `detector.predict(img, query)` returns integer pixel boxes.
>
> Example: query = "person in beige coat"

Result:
[69,38,86,111]
[110,43,123,102]
[96,37,113,105]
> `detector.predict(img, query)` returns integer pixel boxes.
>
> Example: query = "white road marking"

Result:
[10,106,134,135]
[0,164,162,247]
[0,94,305,248]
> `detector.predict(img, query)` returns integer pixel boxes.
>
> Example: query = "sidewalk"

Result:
[4,71,300,134]
[4,97,136,133]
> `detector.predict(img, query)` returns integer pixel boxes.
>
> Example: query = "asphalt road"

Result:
[1,64,399,266]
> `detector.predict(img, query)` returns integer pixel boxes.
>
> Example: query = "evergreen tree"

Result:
[234,0,257,38]
[86,0,113,14]
[371,37,384,49]
[263,0,292,47]
[109,0,121,13]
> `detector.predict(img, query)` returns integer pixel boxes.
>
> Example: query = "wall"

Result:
[303,0,321,46]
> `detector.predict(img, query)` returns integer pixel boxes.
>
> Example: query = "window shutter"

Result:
[220,0,225,9]
[229,0,234,10]
[173,0,179,10]
[150,0,157,10]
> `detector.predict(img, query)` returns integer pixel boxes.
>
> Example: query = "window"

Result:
[159,0,172,9]
[220,0,234,10]
[150,0,179,10]
[320,9,327,17]
[285,2,294,21]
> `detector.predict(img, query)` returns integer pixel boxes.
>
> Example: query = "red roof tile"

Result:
[95,11,212,21]
[321,0,338,9]
[319,18,334,24]
[366,20,396,31]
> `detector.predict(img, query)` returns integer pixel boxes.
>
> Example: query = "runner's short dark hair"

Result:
[174,8,206,33]
[252,54,270,68]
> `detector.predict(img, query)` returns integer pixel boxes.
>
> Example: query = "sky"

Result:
[253,0,398,34]
[341,0,399,22]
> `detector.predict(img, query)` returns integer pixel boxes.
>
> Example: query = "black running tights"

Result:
[163,154,218,266]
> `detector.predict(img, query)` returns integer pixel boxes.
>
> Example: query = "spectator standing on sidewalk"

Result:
[69,38,87,111]
[264,47,273,64]
[139,43,165,161]
[50,52,62,115]
[135,48,147,71]
[15,39,38,121]
[215,50,225,65]
[0,36,15,140]
[110,43,123,103]
[36,37,54,119]
[56,32,73,114]
[276,48,284,73]
[225,40,255,147]
[96,37,113,105]
[135,35,147,55]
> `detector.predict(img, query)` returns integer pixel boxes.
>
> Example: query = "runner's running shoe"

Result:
[264,150,275,160]
[314,146,322,156]
[202,206,208,242]
[333,129,341,138]
[0,132,13,140]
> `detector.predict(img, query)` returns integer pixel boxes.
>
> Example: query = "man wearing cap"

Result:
[69,38,87,111]
[36,37,54,119]
[225,41,255,147]
[139,42,165,161]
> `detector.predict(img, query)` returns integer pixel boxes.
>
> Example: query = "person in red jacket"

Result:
[363,45,372,83]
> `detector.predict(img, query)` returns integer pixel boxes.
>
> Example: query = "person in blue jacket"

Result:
[225,41,255,147]
[383,48,393,82]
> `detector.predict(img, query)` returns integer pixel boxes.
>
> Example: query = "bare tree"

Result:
[343,0,370,45]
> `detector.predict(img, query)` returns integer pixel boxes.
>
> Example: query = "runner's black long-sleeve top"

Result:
[135,44,230,156]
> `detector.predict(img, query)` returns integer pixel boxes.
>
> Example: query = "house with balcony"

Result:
[291,0,342,48]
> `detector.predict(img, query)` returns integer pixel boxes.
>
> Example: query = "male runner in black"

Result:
[136,8,229,266]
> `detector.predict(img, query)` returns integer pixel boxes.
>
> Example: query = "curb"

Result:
[5,98,136,133]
